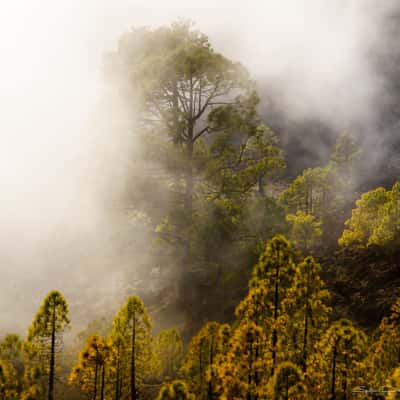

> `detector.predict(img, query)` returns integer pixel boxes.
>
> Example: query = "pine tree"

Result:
[0,334,22,361]
[0,358,18,399]
[308,319,367,399]
[0,334,23,394]
[386,366,400,400]
[154,328,183,380]
[282,256,331,371]
[330,133,359,188]
[108,21,284,307]
[286,212,322,252]
[180,321,222,399]
[266,362,306,400]
[156,380,195,400]
[246,235,296,376]
[23,291,69,400]
[69,334,111,400]
[339,186,390,247]
[369,182,400,247]
[108,326,125,400]
[280,134,360,246]
[366,296,400,388]
[280,167,332,217]
[110,296,153,400]
[215,320,268,400]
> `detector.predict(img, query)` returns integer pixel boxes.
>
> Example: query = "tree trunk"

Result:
[271,245,280,376]
[207,338,214,400]
[305,186,309,214]
[181,76,195,305]
[247,341,253,400]
[119,374,123,400]
[285,373,289,400]
[115,345,120,400]
[131,315,136,400]
[302,309,309,372]
[330,343,337,400]
[100,365,105,400]
[182,128,194,304]
[342,355,348,400]
[199,339,204,394]
[93,363,98,400]
[258,175,265,197]
[48,301,56,400]
[302,261,311,371]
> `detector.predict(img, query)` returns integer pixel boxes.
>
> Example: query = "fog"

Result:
[0,0,397,333]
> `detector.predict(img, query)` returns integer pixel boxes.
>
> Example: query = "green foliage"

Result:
[267,362,306,399]
[308,319,367,399]
[286,211,322,251]
[69,335,111,399]
[0,358,18,399]
[280,166,334,218]
[9,238,400,400]
[27,291,70,343]
[203,122,285,199]
[339,182,400,248]
[75,318,111,348]
[249,235,296,375]
[215,320,268,400]
[110,296,154,399]
[154,328,183,380]
[156,380,195,400]
[23,290,70,400]
[386,366,400,400]
[366,297,400,388]
[0,334,23,398]
[282,256,331,370]
[0,334,22,361]
[281,133,360,246]
[249,235,295,290]
[330,133,360,183]
[180,321,222,399]
[109,21,285,314]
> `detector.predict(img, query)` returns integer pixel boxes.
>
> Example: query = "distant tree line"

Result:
[3,234,400,398]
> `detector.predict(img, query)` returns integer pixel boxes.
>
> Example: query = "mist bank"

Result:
[1,0,400,333]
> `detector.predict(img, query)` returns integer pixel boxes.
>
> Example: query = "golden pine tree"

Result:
[0,358,18,399]
[266,361,307,399]
[215,320,268,400]
[69,334,111,400]
[110,296,154,400]
[180,321,222,399]
[282,256,331,371]
[22,291,69,400]
[308,319,367,399]
[154,328,183,380]
[156,380,195,400]
[366,296,400,388]
[246,235,296,376]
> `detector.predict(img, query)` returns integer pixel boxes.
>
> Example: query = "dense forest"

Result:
[3,20,400,399]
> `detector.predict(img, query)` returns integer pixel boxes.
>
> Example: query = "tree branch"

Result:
[192,126,210,142]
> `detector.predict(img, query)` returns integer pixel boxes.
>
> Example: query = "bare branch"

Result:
[192,126,210,142]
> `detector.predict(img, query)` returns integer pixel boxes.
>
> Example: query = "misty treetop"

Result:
[108,21,285,316]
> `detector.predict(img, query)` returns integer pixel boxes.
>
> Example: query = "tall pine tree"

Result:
[24,291,69,400]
